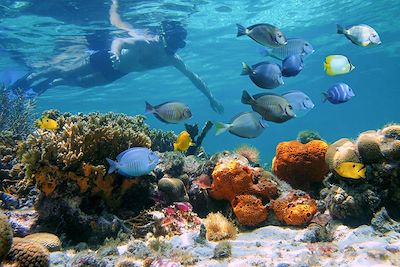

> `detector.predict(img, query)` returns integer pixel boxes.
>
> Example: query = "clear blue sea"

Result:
[1,0,399,163]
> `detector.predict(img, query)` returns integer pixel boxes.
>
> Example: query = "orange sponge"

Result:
[232,195,268,226]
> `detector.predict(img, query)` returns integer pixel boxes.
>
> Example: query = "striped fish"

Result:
[145,101,192,124]
[150,258,181,267]
[323,83,355,104]
[260,38,314,60]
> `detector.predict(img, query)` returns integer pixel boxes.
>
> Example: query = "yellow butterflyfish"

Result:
[36,117,59,130]
[324,55,355,76]
[334,162,366,179]
[173,131,194,152]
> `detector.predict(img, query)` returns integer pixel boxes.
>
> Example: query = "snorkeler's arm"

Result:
[172,54,224,114]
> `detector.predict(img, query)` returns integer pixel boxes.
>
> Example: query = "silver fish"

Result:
[241,90,296,123]
[215,111,267,139]
[145,101,192,124]
[237,23,287,47]
[261,38,314,60]
[337,24,381,47]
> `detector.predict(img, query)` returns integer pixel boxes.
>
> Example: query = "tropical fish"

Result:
[215,111,267,139]
[36,117,59,130]
[335,162,366,179]
[337,24,381,47]
[236,23,287,47]
[324,55,355,76]
[145,101,192,124]
[282,55,304,77]
[241,61,283,89]
[281,90,315,118]
[241,90,296,123]
[106,147,160,177]
[173,130,193,152]
[323,83,355,104]
[260,38,314,60]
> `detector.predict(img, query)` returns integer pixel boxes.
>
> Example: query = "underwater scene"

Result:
[1,0,400,266]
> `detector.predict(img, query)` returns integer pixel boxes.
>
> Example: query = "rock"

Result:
[158,177,189,203]
[371,207,400,233]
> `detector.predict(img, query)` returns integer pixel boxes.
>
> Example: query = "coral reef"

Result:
[234,145,260,164]
[157,177,189,203]
[296,130,324,144]
[213,241,232,259]
[185,121,213,156]
[23,232,61,252]
[271,191,317,226]
[4,237,49,267]
[115,256,140,267]
[0,213,13,262]
[272,140,329,190]
[203,212,237,241]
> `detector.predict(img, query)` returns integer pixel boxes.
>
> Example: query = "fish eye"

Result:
[46,119,49,122]
[305,97,310,100]
[288,105,293,109]
[305,43,309,46]
[353,164,355,167]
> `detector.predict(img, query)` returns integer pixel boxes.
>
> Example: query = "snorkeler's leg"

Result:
[172,54,224,114]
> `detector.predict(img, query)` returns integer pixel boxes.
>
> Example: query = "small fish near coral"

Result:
[215,111,267,139]
[322,83,355,104]
[173,130,194,152]
[145,101,192,124]
[337,24,381,47]
[334,162,366,179]
[35,117,59,130]
[324,55,355,76]
[236,23,287,47]
[106,147,159,177]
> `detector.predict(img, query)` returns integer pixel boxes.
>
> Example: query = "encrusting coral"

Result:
[23,232,61,252]
[0,213,13,262]
[272,140,329,189]
[4,237,49,267]
[203,212,237,241]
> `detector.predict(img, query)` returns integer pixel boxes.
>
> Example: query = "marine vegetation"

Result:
[322,124,400,225]
[204,212,237,241]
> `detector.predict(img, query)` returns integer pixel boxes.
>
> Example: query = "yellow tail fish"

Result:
[173,131,194,152]
[36,117,59,130]
[335,162,366,179]
[324,55,355,76]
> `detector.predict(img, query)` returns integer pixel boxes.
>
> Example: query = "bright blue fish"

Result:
[323,83,355,104]
[281,90,315,117]
[282,55,304,77]
[106,147,160,177]
[260,38,315,60]
[241,61,283,89]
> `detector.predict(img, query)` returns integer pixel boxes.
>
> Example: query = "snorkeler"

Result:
[9,0,224,114]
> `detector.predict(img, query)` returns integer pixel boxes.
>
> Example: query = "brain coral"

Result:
[0,213,13,262]
[5,238,49,267]
[271,191,317,225]
[272,140,329,189]
[23,232,61,252]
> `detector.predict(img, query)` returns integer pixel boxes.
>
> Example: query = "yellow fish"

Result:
[324,55,355,76]
[36,117,59,130]
[335,162,366,179]
[173,131,194,152]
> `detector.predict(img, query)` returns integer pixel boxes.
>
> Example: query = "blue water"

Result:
[1,0,399,163]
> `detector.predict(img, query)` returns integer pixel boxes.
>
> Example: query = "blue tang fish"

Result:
[281,90,315,117]
[241,61,283,89]
[323,83,355,104]
[260,38,315,60]
[106,147,160,177]
[282,55,304,77]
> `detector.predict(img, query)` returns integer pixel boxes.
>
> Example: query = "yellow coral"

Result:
[204,212,237,241]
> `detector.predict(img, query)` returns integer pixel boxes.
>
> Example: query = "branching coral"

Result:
[272,140,329,189]
[271,191,317,226]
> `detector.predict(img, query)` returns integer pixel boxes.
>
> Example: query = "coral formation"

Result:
[232,194,268,226]
[115,256,140,267]
[0,213,13,262]
[203,212,237,241]
[213,241,232,259]
[234,145,260,164]
[23,232,61,252]
[157,177,189,203]
[296,130,323,144]
[271,191,317,226]
[272,140,329,189]
[4,238,49,267]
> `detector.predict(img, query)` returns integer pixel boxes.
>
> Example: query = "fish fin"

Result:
[241,62,253,75]
[322,92,328,103]
[236,24,247,37]
[106,158,118,174]
[241,90,255,105]
[215,122,230,136]
[173,143,178,151]
[144,101,155,115]
[361,41,369,47]
[336,24,345,34]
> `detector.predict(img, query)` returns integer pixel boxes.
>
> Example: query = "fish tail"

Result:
[35,119,43,129]
[241,62,252,75]
[215,122,229,136]
[106,158,118,174]
[236,24,247,37]
[336,24,345,34]
[241,90,255,105]
[322,92,328,103]
[173,143,179,151]
[144,101,155,115]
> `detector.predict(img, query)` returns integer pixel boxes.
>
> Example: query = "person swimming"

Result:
[9,0,224,114]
